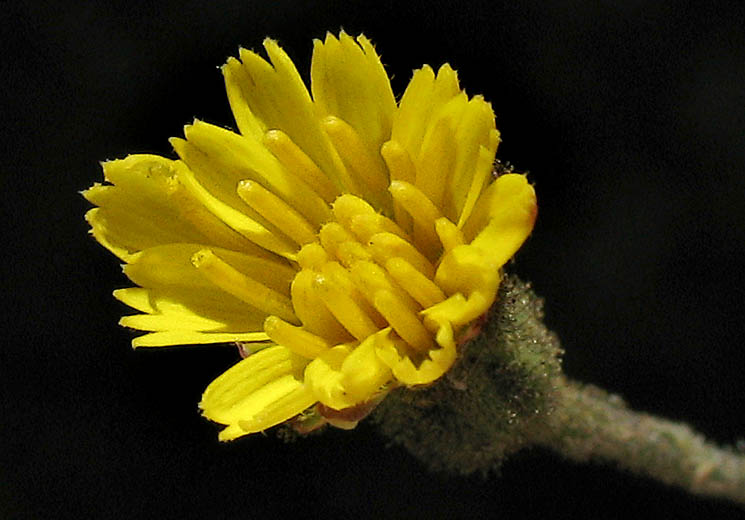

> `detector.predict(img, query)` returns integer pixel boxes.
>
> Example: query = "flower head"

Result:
[85,32,537,440]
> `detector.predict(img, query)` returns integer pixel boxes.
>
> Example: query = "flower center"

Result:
[262,187,466,364]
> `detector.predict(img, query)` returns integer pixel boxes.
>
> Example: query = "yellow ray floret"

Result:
[199,345,314,440]
[311,32,396,167]
[85,32,538,440]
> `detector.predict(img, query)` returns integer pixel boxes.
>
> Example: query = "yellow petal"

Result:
[380,140,416,235]
[449,97,500,225]
[434,217,465,253]
[318,222,358,266]
[463,173,537,261]
[83,156,209,261]
[332,194,408,243]
[456,140,501,228]
[237,381,316,436]
[434,244,501,304]
[119,312,235,333]
[340,330,393,401]
[432,174,535,310]
[321,115,390,206]
[380,140,416,184]
[226,41,352,193]
[414,92,468,213]
[264,315,331,359]
[123,244,220,290]
[200,346,313,439]
[348,260,419,313]
[222,56,266,141]
[191,249,297,324]
[388,180,443,259]
[311,32,396,164]
[304,345,356,409]
[384,257,446,309]
[230,42,313,138]
[236,180,318,246]
[114,244,289,347]
[114,287,265,331]
[201,346,295,420]
[392,64,460,161]
[368,232,435,280]
[391,66,436,154]
[374,320,456,386]
[169,135,252,219]
[122,243,292,293]
[290,269,352,344]
[132,330,269,348]
[180,120,331,227]
[373,290,434,352]
[304,333,391,411]
[262,129,339,203]
[117,290,266,334]
[313,265,381,341]
[422,291,493,330]
[296,242,330,271]
[165,175,272,255]
[167,147,297,258]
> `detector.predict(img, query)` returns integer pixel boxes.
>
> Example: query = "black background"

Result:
[4,1,745,518]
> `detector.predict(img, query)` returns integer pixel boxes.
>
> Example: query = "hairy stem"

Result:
[373,274,745,505]
[538,379,745,504]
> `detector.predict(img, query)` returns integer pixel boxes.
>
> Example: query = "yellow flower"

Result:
[84,32,537,440]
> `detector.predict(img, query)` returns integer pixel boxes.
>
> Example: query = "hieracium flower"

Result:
[84,32,537,441]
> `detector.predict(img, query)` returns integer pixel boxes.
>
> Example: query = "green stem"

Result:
[538,379,745,505]
[373,274,745,506]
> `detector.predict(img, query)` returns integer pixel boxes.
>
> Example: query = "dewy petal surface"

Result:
[85,32,537,440]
